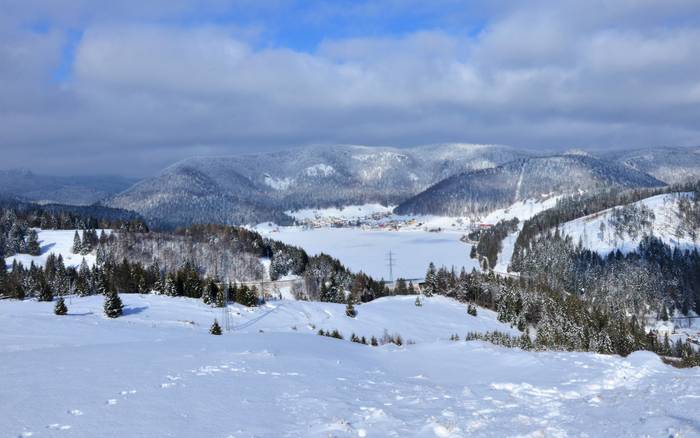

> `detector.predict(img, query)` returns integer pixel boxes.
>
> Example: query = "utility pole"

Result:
[386,250,395,284]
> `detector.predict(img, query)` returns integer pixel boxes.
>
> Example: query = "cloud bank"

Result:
[2,0,700,175]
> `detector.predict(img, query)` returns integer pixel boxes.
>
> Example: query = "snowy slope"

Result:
[4,229,108,270]
[2,295,699,437]
[482,196,561,224]
[559,193,699,255]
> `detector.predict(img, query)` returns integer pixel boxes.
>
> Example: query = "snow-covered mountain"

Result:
[604,146,700,185]
[0,169,137,206]
[106,144,527,228]
[395,155,666,217]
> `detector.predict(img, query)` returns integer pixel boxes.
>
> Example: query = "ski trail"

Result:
[231,304,283,331]
[514,161,525,203]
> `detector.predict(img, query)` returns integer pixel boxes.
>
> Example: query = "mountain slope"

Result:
[559,192,699,255]
[395,155,666,217]
[604,146,700,185]
[0,169,137,206]
[107,143,527,227]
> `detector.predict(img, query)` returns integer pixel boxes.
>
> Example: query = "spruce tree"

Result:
[345,296,357,318]
[104,291,124,318]
[210,319,222,335]
[72,231,82,254]
[38,282,53,302]
[415,296,422,307]
[424,262,437,296]
[54,297,68,315]
[26,229,41,256]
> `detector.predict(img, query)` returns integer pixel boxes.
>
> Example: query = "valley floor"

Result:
[2,295,699,437]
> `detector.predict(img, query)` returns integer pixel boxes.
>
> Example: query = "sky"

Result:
[2,0,700,176]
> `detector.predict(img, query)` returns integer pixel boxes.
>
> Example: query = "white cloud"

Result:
[1,0,700,175]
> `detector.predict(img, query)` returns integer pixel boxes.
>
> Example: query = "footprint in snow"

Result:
[161,382,177,389]
[47,424,71,431]
[68,409,83,416]
[18,431,33,437]
[120,389,137,396]
[106,399,118,406]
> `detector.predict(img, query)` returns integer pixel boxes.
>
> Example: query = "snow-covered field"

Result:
[4,229,106,270]
[560,193,699,255]
[2,294,699,437]
[259,227,479,280]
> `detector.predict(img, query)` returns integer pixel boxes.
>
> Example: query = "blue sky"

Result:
[35,1,490,81]
[2,0,700,175]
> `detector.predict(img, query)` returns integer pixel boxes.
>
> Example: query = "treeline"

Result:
[421,266,700,366]
[0,198,147,231]
[0,250,263,309]
[0,202,146,259]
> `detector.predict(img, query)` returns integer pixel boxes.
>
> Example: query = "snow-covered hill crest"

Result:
[559,192,699,255]
[395,155,665,217]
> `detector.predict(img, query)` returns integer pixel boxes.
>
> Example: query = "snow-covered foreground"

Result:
[261,228,478,280]
[4,229,106,270]
[2,295,700,437]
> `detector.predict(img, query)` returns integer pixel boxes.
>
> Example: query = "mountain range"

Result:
[2,145,700,227]
[105,143,526,228]
[0,170,137,206]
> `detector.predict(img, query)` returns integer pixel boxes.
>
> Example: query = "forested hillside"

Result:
[395,155,665,217]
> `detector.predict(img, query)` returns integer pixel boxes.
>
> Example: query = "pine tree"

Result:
[345,296,357,318]
[215,284,226,308]
[415,296,422,307]
[54,297,67,315]
[104,291,124,318]
[76,259,91,296]
[370,336,378,346]
[72,231,82,254]
[26,229,41,256]
[424,262,437,297]
[164,274,178,297]
[210,319,222,335]
[395,278,408,295]
[38,282,53,302]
